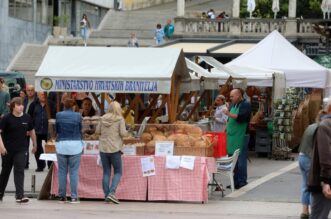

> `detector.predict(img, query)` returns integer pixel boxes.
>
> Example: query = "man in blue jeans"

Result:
[223,89,251,189]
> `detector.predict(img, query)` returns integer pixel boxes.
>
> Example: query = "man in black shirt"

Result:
[0,97,37,203]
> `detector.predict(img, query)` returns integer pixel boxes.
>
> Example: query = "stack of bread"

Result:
[142,121,212,155]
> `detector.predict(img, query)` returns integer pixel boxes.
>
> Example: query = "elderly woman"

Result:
[55,98,83,203]
[96,101,128,204]
[213,95,228,132]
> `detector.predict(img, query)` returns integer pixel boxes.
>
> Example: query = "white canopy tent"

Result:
[185,58,224,90]
[35,46,190,94]
[199,56,286,99]
[35,46,191,123]
[228,30,328,89]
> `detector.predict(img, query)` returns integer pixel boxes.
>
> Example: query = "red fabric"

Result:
[205,132,227,158]
[51,155,216,203]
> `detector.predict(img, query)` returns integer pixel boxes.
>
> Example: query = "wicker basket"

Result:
[174,146,213,157]
[44,144,56,153]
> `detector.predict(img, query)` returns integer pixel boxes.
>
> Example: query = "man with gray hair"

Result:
[308,96,331,218]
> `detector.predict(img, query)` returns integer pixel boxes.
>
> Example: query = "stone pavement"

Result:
[0,151,309,218]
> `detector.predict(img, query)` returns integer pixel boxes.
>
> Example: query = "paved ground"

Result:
[0,150,306,218]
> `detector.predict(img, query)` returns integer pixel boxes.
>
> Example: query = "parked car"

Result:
[0,71,26,98]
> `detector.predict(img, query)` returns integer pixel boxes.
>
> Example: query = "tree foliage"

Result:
[239,0,323,19]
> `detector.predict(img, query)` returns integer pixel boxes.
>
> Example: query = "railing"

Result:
[240,19,286,34]
[175,17,325,36]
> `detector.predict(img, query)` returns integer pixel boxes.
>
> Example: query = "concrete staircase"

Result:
[88,10,174,47]
[7,44,48,85]
[6,0,231,81]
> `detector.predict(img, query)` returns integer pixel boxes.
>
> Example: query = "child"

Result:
[154,24,165,45]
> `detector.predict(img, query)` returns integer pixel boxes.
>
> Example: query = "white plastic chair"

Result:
[214,149,240,193]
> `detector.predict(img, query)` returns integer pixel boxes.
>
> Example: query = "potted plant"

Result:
[53,16,61,37]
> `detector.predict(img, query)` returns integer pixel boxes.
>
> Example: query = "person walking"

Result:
[80,14,90,47]
[212,94,228,132]
[308,98,331,219]
[223,88,251,189]
[96,101,128,204]
[164,19,175,40]
[55,98,83,203]
[0,97,37,203]
[154,24,165,45]
[298,115,321,219]
[0,78,10,120]
[23,85,37,169]
[29,92,54,171]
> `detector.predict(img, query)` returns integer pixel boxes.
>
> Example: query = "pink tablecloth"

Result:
[51,155,216,202]
[148,156,215,203]
[51,155,148,200]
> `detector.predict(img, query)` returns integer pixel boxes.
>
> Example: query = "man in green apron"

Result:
[224,89,251,189]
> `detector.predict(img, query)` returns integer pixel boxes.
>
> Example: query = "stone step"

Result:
[91,29,155,39]
[9,44,48,72]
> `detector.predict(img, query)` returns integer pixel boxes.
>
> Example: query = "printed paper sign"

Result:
[39,153,57,161]
[122,145,137,155]
[141,156,156,177]
[180,156,196,170]
[155,141,174,156]
[83,141,99,155]
[166,156,181,169]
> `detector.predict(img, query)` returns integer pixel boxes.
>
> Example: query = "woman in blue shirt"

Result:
[55,98,83,203]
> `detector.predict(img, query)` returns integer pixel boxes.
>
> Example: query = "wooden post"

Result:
[138,94,158,123]
[187,90,206,120]
[100,93,105,115]
[43,92,52,119]
[177,92,194,119]
[150,94,167,123]
[91,93,102,111]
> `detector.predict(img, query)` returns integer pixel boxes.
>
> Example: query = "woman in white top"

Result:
[213,95,228,132]
[80,14,90,46]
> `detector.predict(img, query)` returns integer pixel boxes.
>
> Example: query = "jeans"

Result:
[0,150,26,198]
[100,151,122,198]
[298,154,311,205]
[80,27,87,41]
[311,192,331,219]
[234,134,249,187]
[56,153,81,199]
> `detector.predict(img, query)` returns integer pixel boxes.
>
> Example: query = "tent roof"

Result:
[228,30,328,88]
[35,47,190,94]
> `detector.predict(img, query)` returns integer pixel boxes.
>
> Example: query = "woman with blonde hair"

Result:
[212,94,228,132]
[96,101,128,204]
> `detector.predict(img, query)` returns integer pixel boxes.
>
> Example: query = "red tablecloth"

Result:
[51,155,216,203]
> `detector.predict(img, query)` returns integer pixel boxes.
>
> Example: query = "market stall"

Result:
[36,46,218,202]
[225,30,328,158]
[35,46,191,123]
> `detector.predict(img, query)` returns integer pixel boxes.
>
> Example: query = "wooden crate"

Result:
[174,146,213,157]
[45,144,56,153]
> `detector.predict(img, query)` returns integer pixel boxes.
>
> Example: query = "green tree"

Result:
[240,0,323,19]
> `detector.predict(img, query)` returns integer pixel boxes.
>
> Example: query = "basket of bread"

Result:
[141,121,214,157]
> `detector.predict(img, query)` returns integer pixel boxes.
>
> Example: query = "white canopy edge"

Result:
[35,47,189,94]
[199,56,246,79]
[185,58,220,90]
